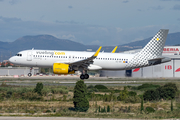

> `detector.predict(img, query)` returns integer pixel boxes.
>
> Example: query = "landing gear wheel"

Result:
[84,74,89,79]
[28,73,32,77]
[80,74,85,80]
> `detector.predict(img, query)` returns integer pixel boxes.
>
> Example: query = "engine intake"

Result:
[53,63,75,74]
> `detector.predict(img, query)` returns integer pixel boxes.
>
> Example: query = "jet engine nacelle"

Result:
[53,63,75,74]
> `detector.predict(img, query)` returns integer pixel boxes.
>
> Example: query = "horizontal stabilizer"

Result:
[148,56,171,65]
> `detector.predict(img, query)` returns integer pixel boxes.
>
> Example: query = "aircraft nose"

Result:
[9,56,16,63]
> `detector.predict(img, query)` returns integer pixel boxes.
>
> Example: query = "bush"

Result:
[88,88,99,93]
[117,87,128,101]
[87,85,94,89]
[46,109,51,113]
[146,107,155,113]
[42,88,51,96]
[128,91,137,96]
[94,85,108,90]
[157,86,176,100]
[87,93,104,101]
[23,92,43,101]
[143,83,177,101]
[0,94,4,101]
[131,86,138,90]
[164,83,177,92]
[138,84,160,91]
[143,89,159,101]
[113,89,121,93]
[6,91,13,98]
[124,95,141,103]
[98,89,111,92]
[73,80,89,112]
[51,88,68,94]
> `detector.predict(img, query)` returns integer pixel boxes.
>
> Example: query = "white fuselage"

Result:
[9,49,135,70]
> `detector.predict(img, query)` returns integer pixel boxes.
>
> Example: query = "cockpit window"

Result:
[16,54,22,57]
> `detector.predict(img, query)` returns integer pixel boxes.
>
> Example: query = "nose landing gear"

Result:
[28,67,33,77]
[28,73,32,77]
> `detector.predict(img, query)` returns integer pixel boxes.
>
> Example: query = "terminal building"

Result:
[100,46,180,78]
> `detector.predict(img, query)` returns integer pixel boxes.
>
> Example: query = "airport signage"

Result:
[163,48,179,52]
[165,65,172,70]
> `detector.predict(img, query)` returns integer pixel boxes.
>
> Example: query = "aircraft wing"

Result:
[65,46,102,67]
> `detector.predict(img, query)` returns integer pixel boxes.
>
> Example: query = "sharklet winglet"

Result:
[111,46,118,53]
[94,46,102,57]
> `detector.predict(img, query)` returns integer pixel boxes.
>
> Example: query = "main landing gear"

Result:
[80,74,89,80]
[28,67,32,77]
[80,70,89,80]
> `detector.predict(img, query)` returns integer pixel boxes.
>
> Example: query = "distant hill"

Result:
[8,35,87,51]
[121,32,180,47]
[0,32,180,61]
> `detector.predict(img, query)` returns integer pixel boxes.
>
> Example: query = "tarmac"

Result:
[0,117,173,120]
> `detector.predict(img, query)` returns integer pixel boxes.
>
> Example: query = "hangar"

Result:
[100,46,180,78]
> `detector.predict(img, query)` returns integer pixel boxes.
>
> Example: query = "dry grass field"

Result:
[0,77,179,119]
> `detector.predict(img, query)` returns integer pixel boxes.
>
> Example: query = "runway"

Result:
[0,117,146,120]
[0,76,177,87]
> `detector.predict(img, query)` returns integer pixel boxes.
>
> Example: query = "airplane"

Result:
[9,29,170,79]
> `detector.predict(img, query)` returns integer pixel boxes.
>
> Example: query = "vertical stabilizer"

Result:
[126,29,169,69]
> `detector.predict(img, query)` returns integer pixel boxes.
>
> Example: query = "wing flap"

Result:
[68,46,102,67]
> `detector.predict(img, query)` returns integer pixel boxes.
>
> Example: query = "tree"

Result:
[171,99,173,111]
[34,82,43,96]
[117,86,129,101]
[107,105,110,112]
[141,97,144,112]
[73,80,89,112]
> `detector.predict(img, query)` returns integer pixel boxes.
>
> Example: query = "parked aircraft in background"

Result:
[9,29,170,79]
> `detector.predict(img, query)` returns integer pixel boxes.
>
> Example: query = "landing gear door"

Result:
[27,51,32,61]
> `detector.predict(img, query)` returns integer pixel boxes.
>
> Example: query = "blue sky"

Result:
[0,0,180,46]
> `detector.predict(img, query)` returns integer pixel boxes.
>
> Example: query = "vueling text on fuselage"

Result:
[36,51,65,56]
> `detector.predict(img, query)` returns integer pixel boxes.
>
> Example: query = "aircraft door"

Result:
[27,51,32,61]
